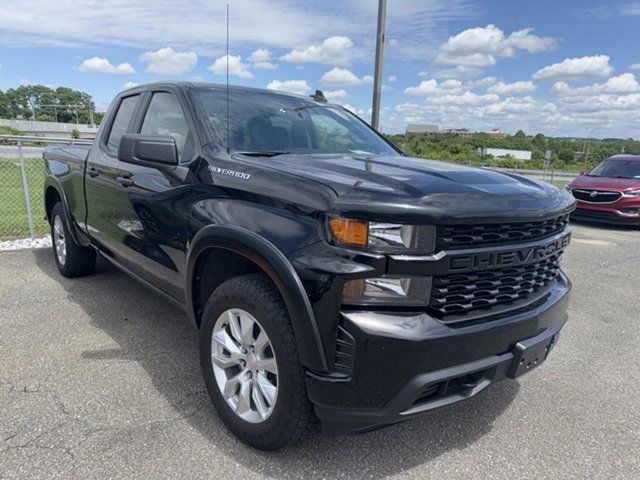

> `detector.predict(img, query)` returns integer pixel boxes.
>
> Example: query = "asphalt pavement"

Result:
[0,222,638,479]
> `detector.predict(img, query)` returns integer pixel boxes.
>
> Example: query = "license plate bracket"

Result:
[508,331,560,378]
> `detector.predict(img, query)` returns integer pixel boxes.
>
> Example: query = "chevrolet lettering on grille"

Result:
[449,233,571,272]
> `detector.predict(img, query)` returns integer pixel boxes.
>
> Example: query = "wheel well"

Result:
[192,247,263,327]
[45,187,62,223]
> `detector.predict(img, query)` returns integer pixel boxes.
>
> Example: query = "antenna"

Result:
[226,3,230,153]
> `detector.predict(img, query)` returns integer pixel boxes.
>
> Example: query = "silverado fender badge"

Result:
[208,166,251,180]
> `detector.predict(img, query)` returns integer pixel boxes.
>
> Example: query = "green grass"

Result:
[0,158,49,239]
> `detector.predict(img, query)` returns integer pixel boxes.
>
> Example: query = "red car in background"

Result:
[566,155,640,227]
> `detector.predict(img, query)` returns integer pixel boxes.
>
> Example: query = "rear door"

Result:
[85,93,141,255]
[111,88,198,301]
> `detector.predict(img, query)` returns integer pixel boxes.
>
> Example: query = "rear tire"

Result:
[199,273,316,451]
[50,202,96,278]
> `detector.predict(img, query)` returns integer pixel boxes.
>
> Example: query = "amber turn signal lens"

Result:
[328,217,368,247]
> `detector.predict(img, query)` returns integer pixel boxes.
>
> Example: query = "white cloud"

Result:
[139,47,197,74]
[123,81,139,89]
[404,78,464,96]
[436,25,556,67]
[469,76,498,88]
[487,81,536,95]
[388,75,397,82]
[0,1,478,63]
[208,55,253,78]
[429,91,500,106]
[79,56,136,74]
[630,63,640,70]
[320,67,373,87]
[478,96,556,117]
[266,79,311,96]
[436,65,485,79]
[533,55,613,81]
[418,70,429,77]
[248,48,276,70]
[282,36,353,66]
[620,3,640,15]
[552,74,640,97]
[394,103,420,114]
[324,89,348,101]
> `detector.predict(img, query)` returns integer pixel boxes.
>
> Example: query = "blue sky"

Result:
[1,0,639,137]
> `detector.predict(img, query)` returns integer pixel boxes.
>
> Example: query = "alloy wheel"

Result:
[210,308,278,423]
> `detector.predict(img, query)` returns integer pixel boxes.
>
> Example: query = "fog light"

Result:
[619,208,640,216]
[342,276,431,306]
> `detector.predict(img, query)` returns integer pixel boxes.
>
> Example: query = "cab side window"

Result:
[140,92,192,162]
[106,95,139,153]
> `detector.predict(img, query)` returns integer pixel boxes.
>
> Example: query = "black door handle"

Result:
[116,176,134,187]
[87,167,99,178]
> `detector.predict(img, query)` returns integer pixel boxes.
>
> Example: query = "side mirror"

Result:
[579,170,588,175]
[118,134,178,167]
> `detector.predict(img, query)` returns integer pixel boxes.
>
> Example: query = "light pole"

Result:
[584,128,599,163]
[371,0,387,132]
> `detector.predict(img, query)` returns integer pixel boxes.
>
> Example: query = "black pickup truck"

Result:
[44,81,575,450]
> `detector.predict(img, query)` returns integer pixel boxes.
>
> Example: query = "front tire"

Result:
[199,273,315,450]
[50,202,96,278]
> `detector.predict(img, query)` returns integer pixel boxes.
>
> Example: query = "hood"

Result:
[570,174,640,192]
[259,154,575,223]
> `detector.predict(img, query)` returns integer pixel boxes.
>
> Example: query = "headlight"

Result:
[564,182,572,191]
[622,189,640,197]
[342,276,431,306]
[327,216,435,252]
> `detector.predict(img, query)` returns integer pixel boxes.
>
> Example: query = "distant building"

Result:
[487,129,507,139]
[404,124,508,139]
[405,124,440,135]
[482,147,532,161]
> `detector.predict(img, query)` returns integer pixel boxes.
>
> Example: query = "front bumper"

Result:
[571,201,640,226]
[307,274,571,434]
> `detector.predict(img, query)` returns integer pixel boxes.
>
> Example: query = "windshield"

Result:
[588,158,640,179]
[190,87,398,156]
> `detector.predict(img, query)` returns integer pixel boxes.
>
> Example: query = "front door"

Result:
[84,93,141,256]
[111,90,197,301]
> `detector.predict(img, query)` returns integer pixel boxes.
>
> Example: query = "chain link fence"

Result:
[0,135,91,241]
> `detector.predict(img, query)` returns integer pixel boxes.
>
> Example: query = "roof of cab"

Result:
[117,80,328,104]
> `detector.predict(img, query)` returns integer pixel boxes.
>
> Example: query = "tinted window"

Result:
[589,159,640,179]
[140,92,190,161]
[190,88,397,156]
[106,95,139,152]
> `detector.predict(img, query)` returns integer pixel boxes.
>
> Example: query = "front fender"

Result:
[186,224,329,372]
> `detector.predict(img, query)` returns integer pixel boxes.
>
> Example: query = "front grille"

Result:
[571,189,621,203]
[436,214,569,250]
[429,255,561,318]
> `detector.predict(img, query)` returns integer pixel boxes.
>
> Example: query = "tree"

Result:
[0,90,11,118]
[532,133,547,148]
[1,84,98,123]
[558,148,574,164]
[514,130,527,139]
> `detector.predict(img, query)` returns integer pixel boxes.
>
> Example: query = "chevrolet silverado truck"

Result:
[43,81,576,450]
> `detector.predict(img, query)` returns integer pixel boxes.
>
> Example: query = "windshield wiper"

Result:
[235,151,291,157]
